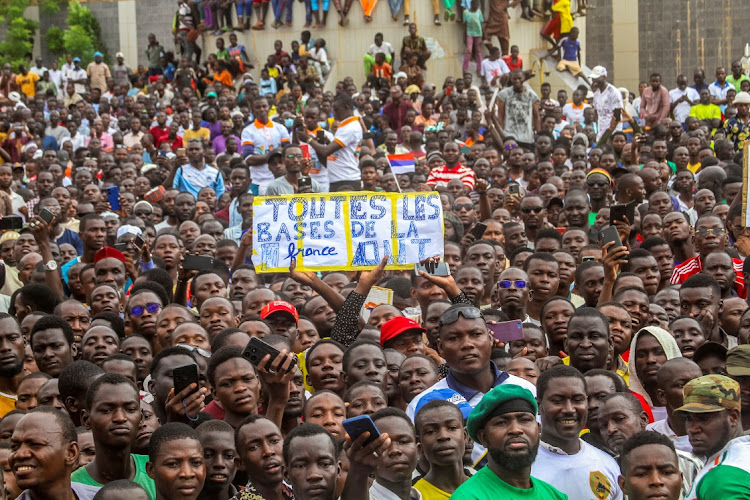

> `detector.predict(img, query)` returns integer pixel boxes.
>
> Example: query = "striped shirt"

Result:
[670,254,746,298]
[426,163,476,189]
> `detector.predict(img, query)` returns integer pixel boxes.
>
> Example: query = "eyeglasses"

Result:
[695,227,726,235]
[134,210,153,217]
[453,203,474,211]
[521,206,543,214]
[129,303,161,317]
[176,343,211,359]
[498,280,528,289]
[439,306,484,327]
[286,154,304,159]
[504,144,518,150]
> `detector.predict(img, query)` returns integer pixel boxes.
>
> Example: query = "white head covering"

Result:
[627,326,682,406]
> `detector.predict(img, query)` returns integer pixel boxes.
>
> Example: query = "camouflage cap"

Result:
[675,374,741,413]
[726,345,750,377]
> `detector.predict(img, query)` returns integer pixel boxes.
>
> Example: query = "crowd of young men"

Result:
[2,17,750,500]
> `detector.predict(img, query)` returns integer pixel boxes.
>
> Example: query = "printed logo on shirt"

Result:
[589,471,612,499]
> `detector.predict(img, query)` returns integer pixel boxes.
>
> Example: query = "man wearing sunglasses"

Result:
[671,214,746,298]
[406,303,536,464]
[127,289,163,346]
[519,195,546,245]
[493,268,530,322]
[264,144,322,195]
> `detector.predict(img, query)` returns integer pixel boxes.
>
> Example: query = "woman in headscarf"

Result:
[627,326,682,422]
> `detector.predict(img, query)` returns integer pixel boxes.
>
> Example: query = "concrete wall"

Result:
[199,1,587,91]
[586,0,750,92]
[29,0,589,90]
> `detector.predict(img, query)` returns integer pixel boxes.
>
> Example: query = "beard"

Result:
[0,360,24,378]
[488,441,540,472]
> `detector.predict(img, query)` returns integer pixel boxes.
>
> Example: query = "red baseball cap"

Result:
[261,300,299,323]
[380,316,426,347]
[94,246,126,264]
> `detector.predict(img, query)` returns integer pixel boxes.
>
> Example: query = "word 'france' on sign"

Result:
[251,191,444,273]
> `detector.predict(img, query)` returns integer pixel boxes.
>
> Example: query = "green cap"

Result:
[726,345,750,377]
[206,91,217,98]
[466,384,537,442]
[675,374,741,413]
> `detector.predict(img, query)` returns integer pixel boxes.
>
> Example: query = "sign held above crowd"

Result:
[251,191,444,273]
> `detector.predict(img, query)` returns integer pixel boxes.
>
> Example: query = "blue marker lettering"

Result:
[264,199,287,221]
[288,197,308,221]
[257,223,272,243]
[369,195,387,219]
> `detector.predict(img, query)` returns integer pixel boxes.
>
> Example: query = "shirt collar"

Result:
[254,119,272,129]
[446,361,508,402]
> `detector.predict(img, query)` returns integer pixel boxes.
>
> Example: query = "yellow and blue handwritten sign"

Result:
[251,191,444,273]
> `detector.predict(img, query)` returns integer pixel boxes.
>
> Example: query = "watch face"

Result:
[45,260,58,271]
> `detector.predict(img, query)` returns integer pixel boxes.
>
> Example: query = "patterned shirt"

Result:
[723,116,750,151]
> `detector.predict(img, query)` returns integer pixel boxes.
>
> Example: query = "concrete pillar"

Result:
[611,0,639,91]
[119,0,138,66]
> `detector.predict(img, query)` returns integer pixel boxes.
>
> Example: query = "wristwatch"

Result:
[43,260,58,271]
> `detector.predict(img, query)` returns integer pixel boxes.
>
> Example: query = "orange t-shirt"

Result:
[372,62,392,80]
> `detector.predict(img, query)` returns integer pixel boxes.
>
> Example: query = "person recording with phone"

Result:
[264,145,322,195]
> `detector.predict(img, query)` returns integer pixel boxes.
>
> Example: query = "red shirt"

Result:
[670,254,746,298]
[149,125,169,147]
[502,55,523,71]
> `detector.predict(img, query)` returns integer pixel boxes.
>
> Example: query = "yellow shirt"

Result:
[0,392,16,417]
[183,127,210,143]
[562,355,630,385]
[687,161,701,174]
[414,478,452,499]
[552,0,573,34]
[16,73,39,98]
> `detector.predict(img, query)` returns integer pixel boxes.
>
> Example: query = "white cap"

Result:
[8,92,20,102]
[116,52,124,59]
[735,91,750,104]
[394,72,408,81]
[117,224,142,239]
[588,65,607,79]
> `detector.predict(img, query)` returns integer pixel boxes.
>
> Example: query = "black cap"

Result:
[693,341,728,365]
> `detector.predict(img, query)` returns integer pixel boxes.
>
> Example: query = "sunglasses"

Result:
[498,280,528,289]
[134,210,153,217]
[176,343,211,359]
[504,144,518,150]
[521,206,543,214]
[439,306,484,327]
[695,227,726,235]
[129,302,161,317]
[286,154,304,159]
[453,203,474,211]
[586,180,608,187]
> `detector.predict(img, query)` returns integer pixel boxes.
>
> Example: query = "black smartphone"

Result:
[414,261,450,277]
[342,415,381,445]
[601,225,623,252]
[114,242,129,253]
[173,363,199,397]
[614,108,622,122]
[133,234,146,251]
[298,177,312,191]
[508,183,520,195]
[471,222,487,239]
[625,200,638,224]
[609,204,627,225]
[316,130,325,143]
[183,254,214,271]
[241,337,296,372]
[0,216,24,230]
[40,208,55,225]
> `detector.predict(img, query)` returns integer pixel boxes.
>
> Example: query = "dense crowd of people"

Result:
[1,1,750,499]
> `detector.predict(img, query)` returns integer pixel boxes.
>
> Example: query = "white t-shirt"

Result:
[307,127,333,192]
[532,439,623,500]
[669,86,700,123]
[593,83,624,139]
[646,418,693,454]
[480,58,510,83]
[240,119,291,186]
[367,42,394,58]
[708,80,731,101]
[327,116,362,183]
[562,101,590,125]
